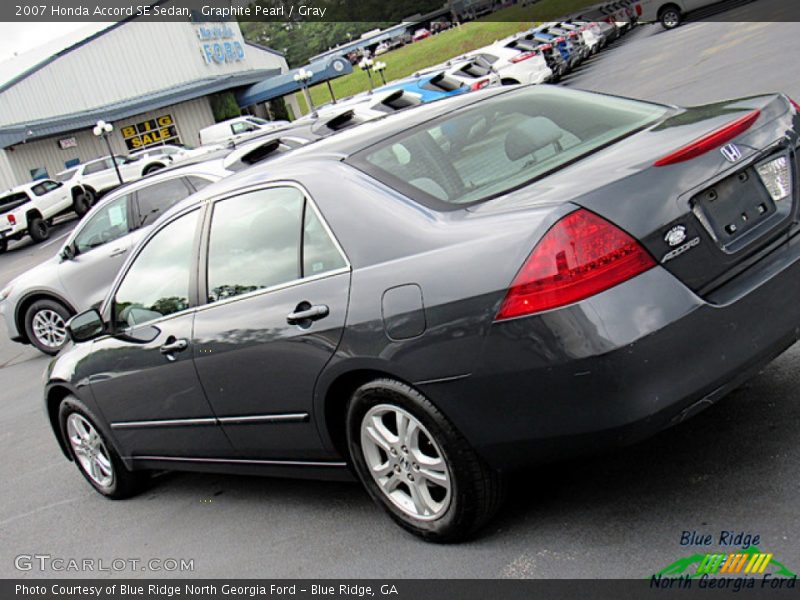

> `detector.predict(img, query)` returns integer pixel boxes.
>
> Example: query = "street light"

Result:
[359,57,375,91]
[293,68,318,118]
[92,120,123,185]
[374,61,388,85]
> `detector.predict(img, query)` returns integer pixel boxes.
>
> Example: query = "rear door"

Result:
[191,184,351,460]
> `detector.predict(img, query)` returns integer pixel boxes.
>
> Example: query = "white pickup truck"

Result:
[0,179,91,252]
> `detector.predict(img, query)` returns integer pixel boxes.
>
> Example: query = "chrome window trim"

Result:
[199,180,351,311]
[102,180,350,332]
[195,267,350,314]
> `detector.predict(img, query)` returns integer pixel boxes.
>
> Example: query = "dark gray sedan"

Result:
[44,85,800,541]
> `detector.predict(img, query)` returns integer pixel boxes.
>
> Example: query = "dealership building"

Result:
[0,19,291,190]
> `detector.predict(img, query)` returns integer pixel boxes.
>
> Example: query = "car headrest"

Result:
[505,117,563,161]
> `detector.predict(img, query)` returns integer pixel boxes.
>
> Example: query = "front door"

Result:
[191,185,350,460]
[89,208,234,459]
[59,192,139,309]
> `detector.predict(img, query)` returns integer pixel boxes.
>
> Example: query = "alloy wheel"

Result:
[31,309,67,349]
[662,9,680,28]
[66,413,115,489]
[360,404,451,521]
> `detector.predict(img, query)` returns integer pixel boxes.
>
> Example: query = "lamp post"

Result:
[374,61,388,85]
[293,68,317,118]
[359,57,375,92]
[92,120,123,185]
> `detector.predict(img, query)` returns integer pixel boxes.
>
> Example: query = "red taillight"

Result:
[555,36,566,43]
[653,109,761,167]
[470,78,491,90]
[495,209,656,320]
[540,43,552,50]
[636,3,643,15]
[568,31,579,37]
[7,214,16,225]
[789,97,800,113]
[511,51,538,63]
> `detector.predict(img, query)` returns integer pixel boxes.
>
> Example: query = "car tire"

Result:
[72,192,92,217]
[28,217,49,243]
[24,298,72,355]
[143,163,164,175]
[346,378,504,543]
[660,5,682,29]
[58,395,147,499]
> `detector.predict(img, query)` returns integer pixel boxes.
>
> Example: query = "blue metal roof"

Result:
[236,56,353,107]
[0,68,279,149]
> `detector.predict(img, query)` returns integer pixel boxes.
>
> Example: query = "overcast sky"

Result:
[0,22,109,62]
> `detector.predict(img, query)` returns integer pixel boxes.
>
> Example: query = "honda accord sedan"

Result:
[45,85,800,541]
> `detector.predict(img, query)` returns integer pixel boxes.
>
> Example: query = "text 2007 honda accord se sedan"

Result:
[45,85,800,541]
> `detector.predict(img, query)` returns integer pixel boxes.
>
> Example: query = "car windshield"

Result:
[352,87,667,209]
[56,169,77,182]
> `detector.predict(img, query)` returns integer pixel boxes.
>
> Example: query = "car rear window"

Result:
[350,86,667,209]
[421,73,464,93]
[56,169,77,182]
[0,191,29,208]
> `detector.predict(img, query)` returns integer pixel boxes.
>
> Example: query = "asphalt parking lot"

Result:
[1,6,799,579]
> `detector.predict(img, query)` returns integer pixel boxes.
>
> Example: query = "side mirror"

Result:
[60,243,75,261]
[67,309,105,343]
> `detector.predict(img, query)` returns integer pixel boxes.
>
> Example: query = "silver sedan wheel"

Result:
[66,413,115,489]
[360,404,451,521]
[31,309,67,349]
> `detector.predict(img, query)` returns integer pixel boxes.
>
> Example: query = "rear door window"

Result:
[134,177,194,227]
[205,186,346,303]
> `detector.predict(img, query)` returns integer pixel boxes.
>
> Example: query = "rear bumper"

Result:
[420,234,800,471]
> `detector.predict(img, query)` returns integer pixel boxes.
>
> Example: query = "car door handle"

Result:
[286,303,329,325]
[159,337,188,359]
[109,247,127,258]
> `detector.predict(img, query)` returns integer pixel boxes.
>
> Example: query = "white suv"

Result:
[56,155,156,203]
[0,179,91,252]
[466,39,553,86]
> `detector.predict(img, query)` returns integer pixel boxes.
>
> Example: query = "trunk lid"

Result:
[471,94,799,296]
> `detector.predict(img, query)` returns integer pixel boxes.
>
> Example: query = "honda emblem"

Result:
[720,143,743,163]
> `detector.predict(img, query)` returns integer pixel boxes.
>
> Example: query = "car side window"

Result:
[134,177,193,227]
[31,183,48,196]
[303,204,347,276]
[231,122,257,135]
[186,175,214,192]
[83,161,105,175]
[207,187,303,303]
[112,210,200,329]
[206,187,347,304]
[73,194,132,254]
